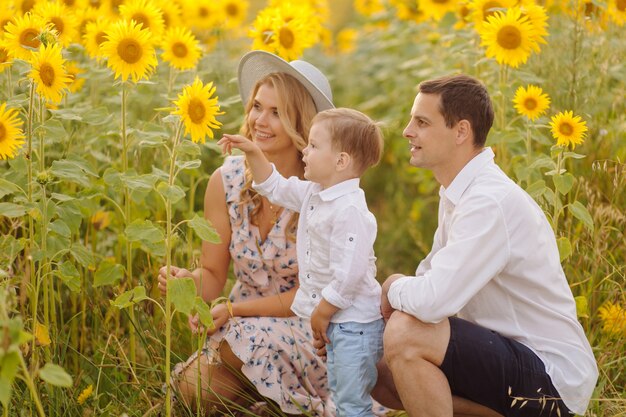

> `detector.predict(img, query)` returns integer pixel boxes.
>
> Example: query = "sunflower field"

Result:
[0,0,624,416]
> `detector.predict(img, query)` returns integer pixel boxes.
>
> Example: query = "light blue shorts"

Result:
[326,319,384,417]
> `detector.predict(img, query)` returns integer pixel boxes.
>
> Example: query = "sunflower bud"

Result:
[38,28,59,47]
[36,170,53,185]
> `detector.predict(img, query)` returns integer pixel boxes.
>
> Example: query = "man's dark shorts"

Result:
[440,317,574,417]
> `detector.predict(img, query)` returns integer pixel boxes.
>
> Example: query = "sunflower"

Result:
[248,8,276,52]
[420,0,456,21]
[477,7,541,68]
[390,0,427,23]
[33,1,79,47]
[221,0,248,29]
[28,43,72,103]
[15,0,37,15]
[354,0,386,16]
[520,3,549,39]
[469,0,515,28]
[0,8,14,34]
[271,17,315,61]
[77,384,94,405]
[454,1,472,29]
[513,85,550,121]
[173,77,223,143]
[182,0,222,31]
[119,0,165,42]
[65,61,86,93]
[336,28,358,54]
[0,46,13,73]
[153,0,182,30]
[607,0,626,25]
[2,12,47,61]
[82,18,111,61]
[100,19,157,83]
[550,111,587,149]
[160,26,201,71]
[598,302,626,336]
[0,103,26,160]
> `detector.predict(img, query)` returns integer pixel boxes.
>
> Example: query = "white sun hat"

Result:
[237,50,334,112]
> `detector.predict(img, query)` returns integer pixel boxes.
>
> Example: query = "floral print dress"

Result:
[177,156,335,416]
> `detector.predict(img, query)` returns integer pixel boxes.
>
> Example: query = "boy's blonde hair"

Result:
[312,108,384,175]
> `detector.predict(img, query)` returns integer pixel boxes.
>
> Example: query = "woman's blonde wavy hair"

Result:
[238,72,318,241]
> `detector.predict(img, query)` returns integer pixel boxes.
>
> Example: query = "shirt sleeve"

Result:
[321,205,377,309]
[252,164,312,212]
[387,194,510,323]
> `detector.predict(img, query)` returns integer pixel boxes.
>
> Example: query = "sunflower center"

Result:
[433,0,450,3]
[497,25,522,49]
[0,48,8,63]
[617,0,626,11]
[20,28,40,49]
[0,123,6,141]
[96,31,107,46]
[132,13,149,29]
[199,7,209,18]
[89,0,102,7]
[51,17,65,34]
[162,13,170,28]
[559,122,574,136]
[524,98,537,110]
[21,0,35,13]
[40,63,56,86]
[63,0,76,6]
[117,38,143,64]
[226,4,238,17]
[172,41,188,58]
[584,1,598,16]
[482,1,502,19]
[279,27,295,49]
[188,98,206,123]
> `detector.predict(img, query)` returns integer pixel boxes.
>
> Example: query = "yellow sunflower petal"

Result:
[173,77,224,144]
[0,103,26,160]
[549,110,588,149]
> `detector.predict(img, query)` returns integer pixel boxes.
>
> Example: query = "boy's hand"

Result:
[310,298,340,346]
[217,134,260,155]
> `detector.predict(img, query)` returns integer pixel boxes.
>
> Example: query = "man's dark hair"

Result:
[418,74,494,147]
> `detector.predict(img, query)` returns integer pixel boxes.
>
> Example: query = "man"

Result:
[372,75,597,417]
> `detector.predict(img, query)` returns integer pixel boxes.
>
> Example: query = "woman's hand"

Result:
[157,265,194,297]
[206,303,231,336]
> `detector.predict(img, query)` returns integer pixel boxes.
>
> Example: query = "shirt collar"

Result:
[316,178,361,201]
[441,147,495,205]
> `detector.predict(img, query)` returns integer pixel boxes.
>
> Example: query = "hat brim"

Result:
[238,51,334,113]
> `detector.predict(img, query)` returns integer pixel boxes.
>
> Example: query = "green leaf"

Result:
[57,203,83,234]
[189,215,221,243]
[0,376,11,406]
[156,182,185,204]
[169,277,197,316]
[569,201,594,232]
[556,236,572,262]
[121,173,158,192]
[175,159,202,171]
[103,168,123,188]
[57,261,81,292]
[39,363,73,387]
[0,179,21,199]
[575,296,589,319]
[50,159,98,187]
[525,180,547,200]
[0,236,25,264]
[93,260,124,288]
[49,219,71,238]
[70,245,96,269]
[194,297,214,329]
[0,351,20,381]
[0,203,26,218]
[111,286,148,309]
[49,108,82,121]
[553,173,574,195]
[562,151,586,160]
[176,141,201,157]
[125,219,165,244]
[82,107,113,126]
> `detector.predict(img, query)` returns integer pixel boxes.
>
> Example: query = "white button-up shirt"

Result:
[388,148,597,415]
[254,168,382,323]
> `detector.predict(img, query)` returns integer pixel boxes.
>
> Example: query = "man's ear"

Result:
[336,152,351,171]
[456,119,472,145]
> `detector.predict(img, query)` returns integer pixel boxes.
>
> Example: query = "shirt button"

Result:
[349,237,354,242]
[310,205,314,210]
[312,294,317,298]
[307,274,311,279]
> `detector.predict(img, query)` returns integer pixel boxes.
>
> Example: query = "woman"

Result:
[158,50,336,416]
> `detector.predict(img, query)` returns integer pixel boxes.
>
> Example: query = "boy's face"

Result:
[302,122,340,188]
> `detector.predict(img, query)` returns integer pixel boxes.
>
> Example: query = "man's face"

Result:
[403,92,458,176]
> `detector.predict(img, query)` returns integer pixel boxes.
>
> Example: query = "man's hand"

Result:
[381,274,405,322]
[310,299,340,350]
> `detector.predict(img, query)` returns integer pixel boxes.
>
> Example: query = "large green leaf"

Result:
[0,351,19,382]
[556,236,572,262]
[49,219,71,238]
[189,215,221,243]
[93,260,124,287]
[39,364,73,387]
[70,245,96,269]
[169,277,197,316]
[50,159,98,187]
[175,159,202,171]
[194,297,214,329]
[57,261,81,292]
[0,179,21,199]
[82,107,113,126]
[157,182,185,204]
[0,203,26,218]
[553,173,574,195]
[121,173,158,193]
[569,201,594,232]
[125,219,165,244]
[111,286,148,309]
[0,376,11,406]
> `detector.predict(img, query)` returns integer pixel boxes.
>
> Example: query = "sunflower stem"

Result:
[552,148,563,230]
[164,120,183,417]
[121,82,137,365]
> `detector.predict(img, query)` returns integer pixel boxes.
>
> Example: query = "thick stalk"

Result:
[18,353,46,417]
[121,83,137,363]
[164,122,183,417]
[552,149,563,229]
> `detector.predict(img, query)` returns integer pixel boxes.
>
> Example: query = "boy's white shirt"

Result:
[253,165,382,323]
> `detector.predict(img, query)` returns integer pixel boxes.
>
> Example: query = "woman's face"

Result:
[247,83,297,157]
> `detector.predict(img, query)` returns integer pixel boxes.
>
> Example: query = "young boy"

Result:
[218,108,385,417]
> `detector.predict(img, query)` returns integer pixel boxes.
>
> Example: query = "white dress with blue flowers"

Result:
[183,156,335,416]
